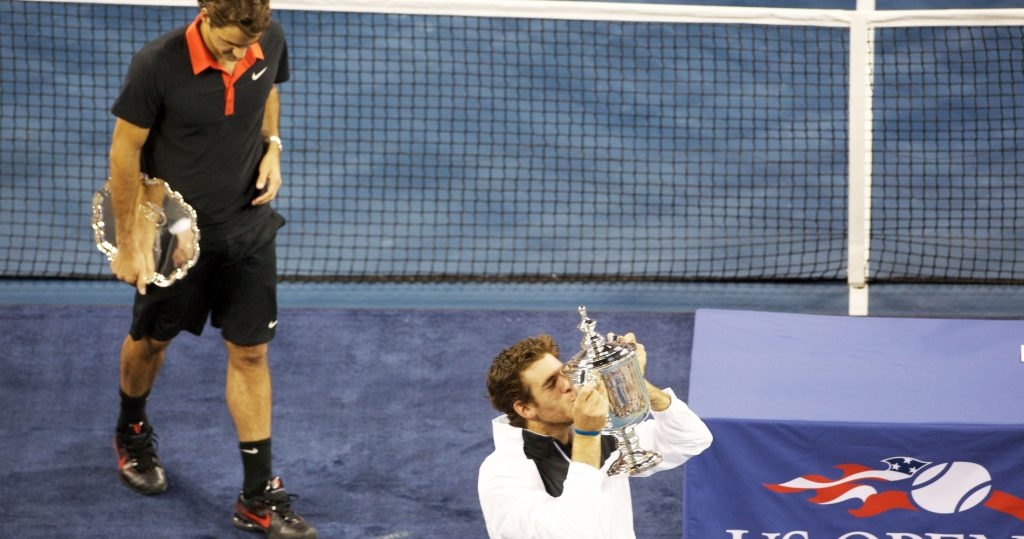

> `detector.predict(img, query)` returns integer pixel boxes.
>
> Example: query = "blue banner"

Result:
[684,418,1024,538]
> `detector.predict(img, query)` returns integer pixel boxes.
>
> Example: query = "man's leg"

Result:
[225,340,272,442]
[116,335,171,495]
[225,341,274,496]
[226,340,317,539]
[120,334,169,397]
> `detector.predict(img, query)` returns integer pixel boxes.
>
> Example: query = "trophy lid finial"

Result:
[578,305,607,359]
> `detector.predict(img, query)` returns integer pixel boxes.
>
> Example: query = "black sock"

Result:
[117,389,150,432]
[240,438,273,499]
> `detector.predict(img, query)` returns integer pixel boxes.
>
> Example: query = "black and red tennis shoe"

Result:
[114,421,168,495]
[233,476,317,538]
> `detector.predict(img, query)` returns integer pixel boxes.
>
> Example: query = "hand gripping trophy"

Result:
[92,175,200,287]
[564,306,662,476]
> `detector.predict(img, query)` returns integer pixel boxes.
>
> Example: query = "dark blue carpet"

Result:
[0,305,695,538]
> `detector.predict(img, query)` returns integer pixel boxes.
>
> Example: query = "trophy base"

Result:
[608,449,663,476]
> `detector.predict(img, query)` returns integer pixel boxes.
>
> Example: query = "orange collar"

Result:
[184,14,264,75]
[183,14,266,115]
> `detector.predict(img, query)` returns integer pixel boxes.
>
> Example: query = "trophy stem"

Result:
[608,425,662,476]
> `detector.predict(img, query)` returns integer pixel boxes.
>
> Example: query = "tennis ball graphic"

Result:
[910,461,992,513]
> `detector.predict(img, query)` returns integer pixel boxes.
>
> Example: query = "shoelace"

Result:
[121,428,160,471]
[261,490,303,523]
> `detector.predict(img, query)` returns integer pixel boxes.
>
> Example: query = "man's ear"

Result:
[513,400,534,422]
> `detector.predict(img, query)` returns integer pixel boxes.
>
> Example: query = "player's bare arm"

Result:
[108,118,153,294]
[253,85,281,206]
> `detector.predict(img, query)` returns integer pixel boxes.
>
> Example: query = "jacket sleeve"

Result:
[478,454,609,539]
[631,388,713,477]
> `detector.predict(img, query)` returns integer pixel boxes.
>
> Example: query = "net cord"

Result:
[16,0,1024,27]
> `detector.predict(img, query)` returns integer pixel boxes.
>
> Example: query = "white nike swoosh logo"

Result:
[241,448,259,454]
[268,320,278,329]
[252,67,268,81]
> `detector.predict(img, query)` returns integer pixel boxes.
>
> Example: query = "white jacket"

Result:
[478,388,713,539]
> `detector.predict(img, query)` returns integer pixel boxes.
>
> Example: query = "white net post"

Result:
[848,0,874,316]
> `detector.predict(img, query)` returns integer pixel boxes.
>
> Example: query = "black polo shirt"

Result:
[112,15,289,239]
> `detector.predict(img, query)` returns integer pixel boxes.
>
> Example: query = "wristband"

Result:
[266,135,283,152]
[574,428,601,437]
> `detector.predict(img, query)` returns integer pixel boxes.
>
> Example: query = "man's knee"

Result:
[124,335,172,359]
[226,341,269,368]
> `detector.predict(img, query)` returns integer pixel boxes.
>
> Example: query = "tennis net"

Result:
[1,0,1022,285]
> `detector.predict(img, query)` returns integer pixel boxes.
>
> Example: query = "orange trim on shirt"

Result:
[184,14,265,116]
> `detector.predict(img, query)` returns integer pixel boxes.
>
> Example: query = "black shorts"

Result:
[129,211,284,346]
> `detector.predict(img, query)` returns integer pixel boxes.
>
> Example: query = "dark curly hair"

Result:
[200,0,271,37]
[486,335,560,428]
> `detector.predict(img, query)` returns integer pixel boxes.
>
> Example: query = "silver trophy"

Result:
[565,306,663,476]
[92,175,200,287]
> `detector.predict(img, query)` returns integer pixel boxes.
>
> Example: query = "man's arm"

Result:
[253,85,281,206]
[614,332,713,475]
[632,385,713,479]
[646,381,673,412]
[108,117,152,295]
[570,381,608,469]
[261,84,280,138]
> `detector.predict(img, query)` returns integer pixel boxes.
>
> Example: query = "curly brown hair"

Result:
[486,335,560,428]
[200,0,271,37]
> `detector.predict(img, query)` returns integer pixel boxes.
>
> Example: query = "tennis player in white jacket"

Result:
[479,333,712,539]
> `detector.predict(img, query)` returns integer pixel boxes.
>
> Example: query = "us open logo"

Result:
[764,457,1024,520]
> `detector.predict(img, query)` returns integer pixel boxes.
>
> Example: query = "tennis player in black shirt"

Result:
[107,1,315,537]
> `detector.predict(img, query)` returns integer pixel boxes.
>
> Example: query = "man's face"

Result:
[202,12,261,65]
[517,353,576,428]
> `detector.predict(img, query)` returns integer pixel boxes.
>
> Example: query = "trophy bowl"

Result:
[92,175,200,287]
[565,306,663,476]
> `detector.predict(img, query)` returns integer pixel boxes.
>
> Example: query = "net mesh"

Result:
[0,1,1020,284]
[870,25,1024,283]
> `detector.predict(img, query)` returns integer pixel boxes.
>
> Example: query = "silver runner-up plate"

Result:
[92,175,200,287]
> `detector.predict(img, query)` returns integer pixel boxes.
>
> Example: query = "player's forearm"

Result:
[108,136,143,246]
[644,389,714,468]
[108,118,151,247]
[261,85,280,139]
[646,381,672,412]
[570,432,603,469]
